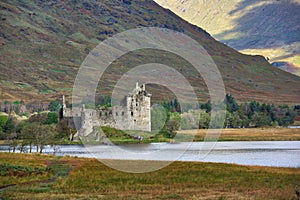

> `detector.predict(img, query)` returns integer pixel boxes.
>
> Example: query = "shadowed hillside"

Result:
[217,0,300,49]
[156,0,300,76]
[0,0,300,104]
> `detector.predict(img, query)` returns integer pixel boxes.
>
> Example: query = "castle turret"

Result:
[60,95,67,119]
[125,83,151,132]
[62,95,66,109]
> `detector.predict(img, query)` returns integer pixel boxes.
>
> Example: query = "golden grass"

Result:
[240,48,300,76]
[0,152,300,199]
[0,153,55,186]
[178,128,300,141]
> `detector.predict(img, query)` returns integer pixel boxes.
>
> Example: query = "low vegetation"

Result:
[180,128,300,141]
[0,152,300,199]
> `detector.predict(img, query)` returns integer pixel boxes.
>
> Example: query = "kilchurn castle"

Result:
[59,83,151,137]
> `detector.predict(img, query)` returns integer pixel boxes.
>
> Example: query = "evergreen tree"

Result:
[225,94,239,113]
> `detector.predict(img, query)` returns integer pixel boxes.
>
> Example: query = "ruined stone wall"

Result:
[60,83,151,136]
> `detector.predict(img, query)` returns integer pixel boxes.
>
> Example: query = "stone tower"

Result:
[125,83,151,132]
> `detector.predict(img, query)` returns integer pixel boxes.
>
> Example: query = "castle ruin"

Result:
[60,83,151,137]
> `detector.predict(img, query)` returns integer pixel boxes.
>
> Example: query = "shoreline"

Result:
[0,127,299,146]
[1,140,299,168]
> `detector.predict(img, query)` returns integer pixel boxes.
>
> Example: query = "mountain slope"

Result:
[0,0,300,104]
[155,0,300,76]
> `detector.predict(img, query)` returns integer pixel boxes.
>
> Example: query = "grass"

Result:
[90,126,171,144]
[0,154,55,186]
[179,128,300,141]
[0,152,300,199]
[101,127,300,143]
[0,163,51,185]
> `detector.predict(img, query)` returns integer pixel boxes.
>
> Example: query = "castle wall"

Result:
[60,83,151,137]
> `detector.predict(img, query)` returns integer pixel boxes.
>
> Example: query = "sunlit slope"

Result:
[155,0,300,75]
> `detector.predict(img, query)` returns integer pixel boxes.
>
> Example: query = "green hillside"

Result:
[0,0,299,104]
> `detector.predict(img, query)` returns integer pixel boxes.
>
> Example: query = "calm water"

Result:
[1,141,299,168]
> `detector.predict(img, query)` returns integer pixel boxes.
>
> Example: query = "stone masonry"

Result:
[60,83,151,137]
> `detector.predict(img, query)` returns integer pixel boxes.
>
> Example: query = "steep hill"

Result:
[155,0,300,76]
[0,0,300,104]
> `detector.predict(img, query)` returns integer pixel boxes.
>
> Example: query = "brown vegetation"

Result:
[0,152,300,199]
[178,128,300,141]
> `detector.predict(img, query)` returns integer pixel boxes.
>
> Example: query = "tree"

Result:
[3,117,15,134]
[181,110,202,130]
[238,110,249,128]
[294,105,300,113]
[0,114,8,133]
[173,98,180,112]
[166,119,180,138]
[49,100,61,112]
[3,117,19,152]
[199,112,210,129]
[226,111,241,128]
[34,124,57,153]
[225,94,239,113]
[45,112,58,124]
[21,123,39,153]
[251,113,271,127]
[249,101,260,115]
[280,110,296,127]
[200,100,211,113]
[7,132,18,153]
[260,103,268,113]
[100,96,111,107]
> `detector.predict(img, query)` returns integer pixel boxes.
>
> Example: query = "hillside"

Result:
[155,0,300,76]
[0,0,300,104]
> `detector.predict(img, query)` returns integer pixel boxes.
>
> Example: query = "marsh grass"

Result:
[179,128,300,141]
[0,152,300,199]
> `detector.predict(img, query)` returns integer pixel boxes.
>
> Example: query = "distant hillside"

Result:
[0,0,300,104]
[155,0,300,76]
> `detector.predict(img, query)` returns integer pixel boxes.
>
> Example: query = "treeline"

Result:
[218,94,297,128]
[0,102,74,153]
[154,94,299,136]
